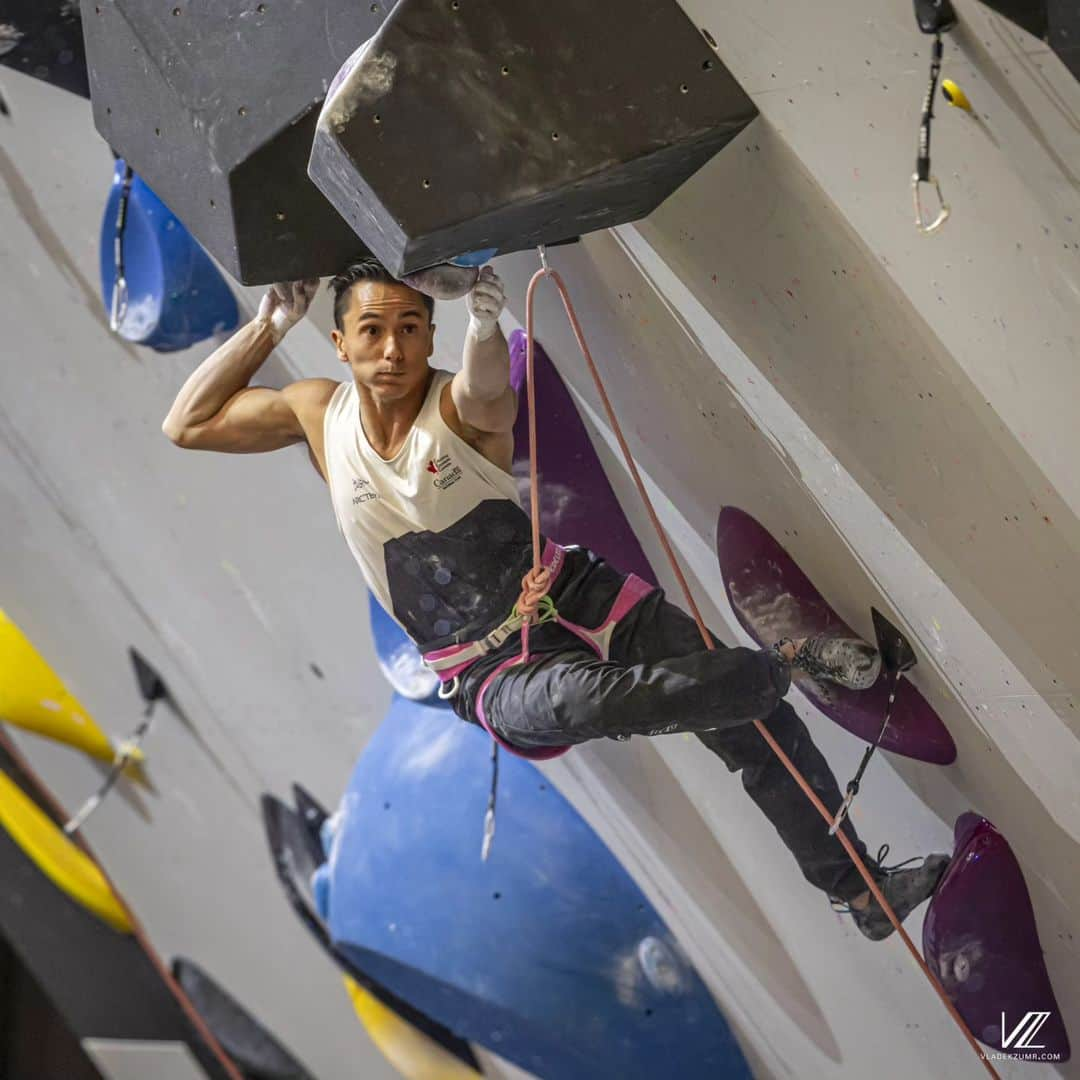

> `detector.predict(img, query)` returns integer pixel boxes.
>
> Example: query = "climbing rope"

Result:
[520,252,1000,1079]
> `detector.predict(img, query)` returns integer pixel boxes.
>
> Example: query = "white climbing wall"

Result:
[0,0,1077,1076]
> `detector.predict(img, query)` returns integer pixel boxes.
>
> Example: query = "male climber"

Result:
[162,259,948,940]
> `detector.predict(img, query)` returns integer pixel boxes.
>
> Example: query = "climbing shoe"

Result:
[776,635,882,690]
[833,845,951,941]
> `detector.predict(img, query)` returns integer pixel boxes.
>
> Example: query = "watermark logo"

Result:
[1001,1011,1050,1051]
[980,1010,1063,1063]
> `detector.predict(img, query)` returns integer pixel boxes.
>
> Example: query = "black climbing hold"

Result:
[291,783,329,869]
[259,793,482,1071]
[129,647,169,705]
[913,0,958,35]
[172,957,316,1080]
[870,607,917,675]
[308,0,757,275]
[81,2,389,283]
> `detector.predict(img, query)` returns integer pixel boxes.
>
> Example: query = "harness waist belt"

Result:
[421,541,568,682]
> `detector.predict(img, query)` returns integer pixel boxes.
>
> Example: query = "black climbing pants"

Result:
[455,547,875,902]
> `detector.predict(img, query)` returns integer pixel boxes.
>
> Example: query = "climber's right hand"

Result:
[257,278,319,344]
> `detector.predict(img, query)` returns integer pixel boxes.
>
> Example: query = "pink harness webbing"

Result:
[423,544,656,760]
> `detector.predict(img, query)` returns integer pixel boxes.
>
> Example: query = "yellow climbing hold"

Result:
[0,610,130,764]
[941,78,972,113]
[342,975,483,1080]
[0,770,132,933]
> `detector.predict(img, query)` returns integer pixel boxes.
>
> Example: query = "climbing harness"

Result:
[109,160,135,331]
[423,539,654,859]
[912,0,958,233]
[424,542,570,862]
[498,247,1000,1077]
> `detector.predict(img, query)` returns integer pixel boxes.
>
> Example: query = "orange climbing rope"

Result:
[521,256,1000,1079]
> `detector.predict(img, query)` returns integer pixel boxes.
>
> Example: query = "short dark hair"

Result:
[329,258,434,331]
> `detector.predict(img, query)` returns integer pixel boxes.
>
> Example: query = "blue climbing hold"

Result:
[448,249,498,268]
[322,694,752,1080]
[99,160,238,352]
[368,593,443,705]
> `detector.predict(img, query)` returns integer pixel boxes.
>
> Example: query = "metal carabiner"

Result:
[537,243,550,274]
[828,784,857,837]
[437,674,460,700]
[110,275,129,332]
[912,173,950,235]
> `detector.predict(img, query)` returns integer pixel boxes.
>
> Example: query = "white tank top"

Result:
[323,369,534,650]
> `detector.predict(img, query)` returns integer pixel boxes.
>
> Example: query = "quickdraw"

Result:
[63,647,167,836]
[912,0,958,233]
[109,160,135,332]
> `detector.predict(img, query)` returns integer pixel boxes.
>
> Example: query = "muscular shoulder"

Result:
[281,377,340,412]
[439,378,515,474]
[279,377,338,430]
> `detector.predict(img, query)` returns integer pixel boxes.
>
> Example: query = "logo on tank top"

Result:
[427,453,463,491]
[352,476,377,505]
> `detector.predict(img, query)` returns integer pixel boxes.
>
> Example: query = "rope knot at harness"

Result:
[514,566,554,661]
[516,565,552,618]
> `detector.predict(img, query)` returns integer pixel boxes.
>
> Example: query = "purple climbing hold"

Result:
[716,506,956,764]
[508,330,656,585]
[923,814,1070,1062]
